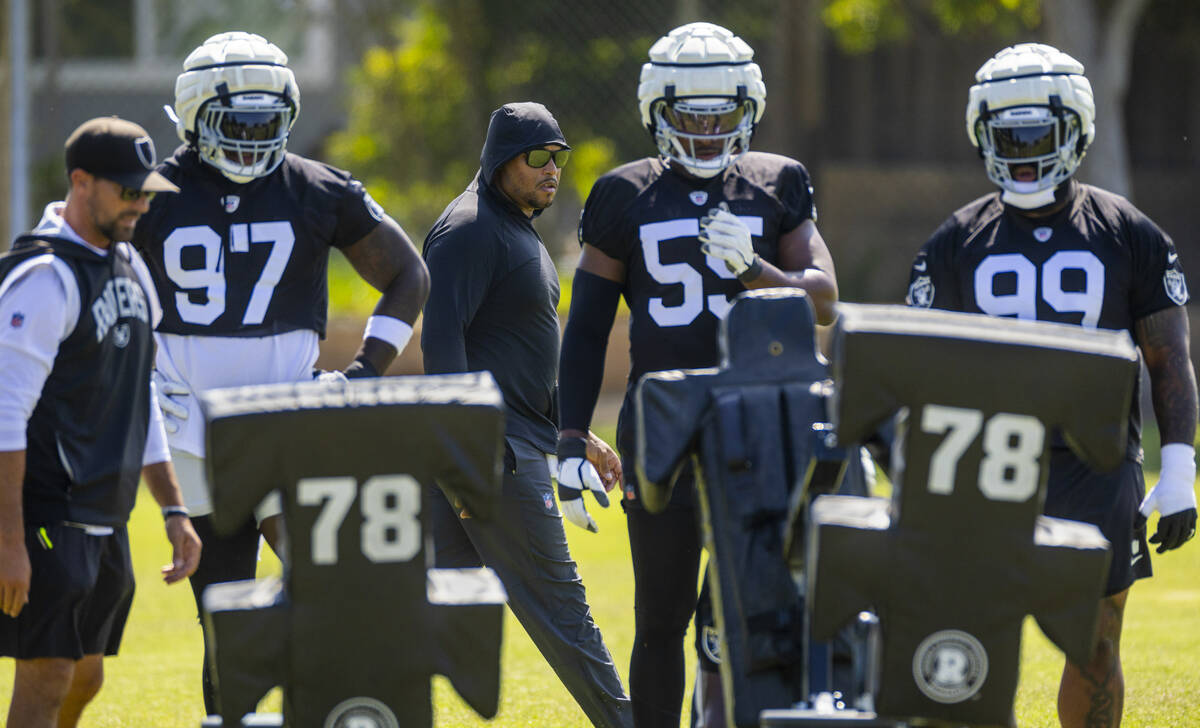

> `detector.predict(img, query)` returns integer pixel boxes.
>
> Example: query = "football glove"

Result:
[152,369,190,435]
[1140,443,1198,553]
[556,437,610,533]
[343,357,380,379]
[312,369,349,385]
[699,202,760,278]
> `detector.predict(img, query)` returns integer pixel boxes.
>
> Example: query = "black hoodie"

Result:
[421,103,569,453]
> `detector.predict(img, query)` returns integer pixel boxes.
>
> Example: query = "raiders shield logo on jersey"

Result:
[1164,268,1189,306]
[907,275,934,308]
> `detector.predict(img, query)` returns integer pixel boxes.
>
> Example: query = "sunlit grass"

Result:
[1,441,1195,725]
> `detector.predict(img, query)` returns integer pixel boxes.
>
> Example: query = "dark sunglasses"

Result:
[118,187,157,202]
[525,148,571,169]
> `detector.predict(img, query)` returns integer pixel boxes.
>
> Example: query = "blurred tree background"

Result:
[320,0,1200,307]
[8,0,1200,308]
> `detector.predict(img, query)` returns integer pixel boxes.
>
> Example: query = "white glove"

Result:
[152,369,191,435]
[699,202,759,277]
[556,448,610,533]
[313,369,349,385]
[1140,443,1198,553]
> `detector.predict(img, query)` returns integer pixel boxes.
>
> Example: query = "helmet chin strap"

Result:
[1001,186,1057,210]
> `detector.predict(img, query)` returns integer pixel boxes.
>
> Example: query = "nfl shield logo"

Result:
[1033,226,1053,242]
[10,312,24,328]
[220,195,240,213]
[1164,268,1189,305]
[689,190,708,206]
[544,492,554,511]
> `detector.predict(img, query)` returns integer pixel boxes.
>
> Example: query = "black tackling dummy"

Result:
[804,304,1137,727]
[198,374,506,728]
[634,289,863,727]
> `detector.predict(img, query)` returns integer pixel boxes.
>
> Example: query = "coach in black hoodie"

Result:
[422,103,633,727]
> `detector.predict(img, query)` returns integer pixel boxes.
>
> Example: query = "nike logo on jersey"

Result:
[913,260,927,272]
[1168,251,1179,265]
[1131,552,1144,567]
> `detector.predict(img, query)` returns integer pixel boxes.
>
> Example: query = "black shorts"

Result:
[0,523,135,659]
[1044,450,1151,596]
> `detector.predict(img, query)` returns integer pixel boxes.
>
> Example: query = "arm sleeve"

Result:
[142,379,172,466]
[0,264,75,450]
[420,229,495,374]
[558,269,623,432]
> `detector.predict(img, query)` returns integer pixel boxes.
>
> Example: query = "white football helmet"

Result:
[637,22,766,179]
[173,31,300,183]
[966,43,1095,209]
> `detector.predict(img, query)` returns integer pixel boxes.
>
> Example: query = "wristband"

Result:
[364,315,414,352]
[557,437,588,461]
[161,506,190,519]
[737,256,764,283]
[1160,443,1197,484]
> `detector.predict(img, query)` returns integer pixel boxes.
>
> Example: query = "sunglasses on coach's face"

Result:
[117,187,157,202]
[525,148,571,169]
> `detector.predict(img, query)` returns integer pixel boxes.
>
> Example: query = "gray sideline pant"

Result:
[427,435,634,728]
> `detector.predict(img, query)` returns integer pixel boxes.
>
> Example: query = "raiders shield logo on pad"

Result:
[912,629,989,705]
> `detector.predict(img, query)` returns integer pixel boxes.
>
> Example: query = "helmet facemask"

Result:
[975,103,1083,207]
[652,96,756,179]
[195,92,295,184]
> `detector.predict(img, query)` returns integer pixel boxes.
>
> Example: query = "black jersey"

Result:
[132,148,382,338]
[907,181,1188,457]
[580,152,817,385]
[1,237,155,527]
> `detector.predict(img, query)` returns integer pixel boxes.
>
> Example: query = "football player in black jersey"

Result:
[907,43,1198,728]
[131,32,429,716]
[556,22,839,727]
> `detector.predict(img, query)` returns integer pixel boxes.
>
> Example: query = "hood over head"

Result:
[479,102,570,188]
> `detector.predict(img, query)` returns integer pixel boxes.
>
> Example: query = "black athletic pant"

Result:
[188,514,261,716]
[624,471,704,728]
[427,435,634,728]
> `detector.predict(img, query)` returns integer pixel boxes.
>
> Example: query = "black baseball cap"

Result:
[64,116,180,193]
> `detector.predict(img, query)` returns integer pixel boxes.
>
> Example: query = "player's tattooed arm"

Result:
[1135,306,1199,446]
[342,215,431,374]
[747,219,839,325]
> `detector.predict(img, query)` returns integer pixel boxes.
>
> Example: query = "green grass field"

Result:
[1,462,1198,726]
